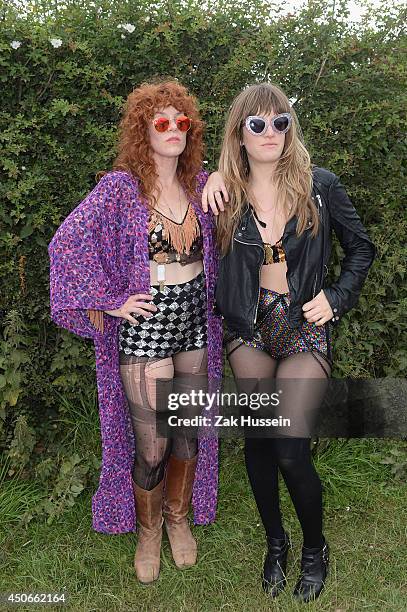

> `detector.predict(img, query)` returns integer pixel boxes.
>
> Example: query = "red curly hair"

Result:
[98,78,204,207]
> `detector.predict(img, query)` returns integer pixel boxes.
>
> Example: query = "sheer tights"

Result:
[227,341,331,549]
[119,347,208,490]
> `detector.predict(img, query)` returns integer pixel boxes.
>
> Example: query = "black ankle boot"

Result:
[293,536,329,603]
[262,531,291,597]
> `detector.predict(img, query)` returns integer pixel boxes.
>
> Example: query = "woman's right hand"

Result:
[202,171,229,215]
[105,293,158,325]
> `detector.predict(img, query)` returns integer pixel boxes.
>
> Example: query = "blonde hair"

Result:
[216,82,318,255]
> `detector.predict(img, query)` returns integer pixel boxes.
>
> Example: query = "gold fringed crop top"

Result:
[148,203,203,265]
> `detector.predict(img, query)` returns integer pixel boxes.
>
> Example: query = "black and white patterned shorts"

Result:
[118,271,207,358]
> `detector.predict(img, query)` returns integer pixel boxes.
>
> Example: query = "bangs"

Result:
[147,83,196,118]
[238,84,290,122]
[153,92,186,114]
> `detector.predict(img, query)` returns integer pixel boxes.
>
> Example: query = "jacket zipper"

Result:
[234,237,264,326]
[313,192,323,296]
[316,194,323,220]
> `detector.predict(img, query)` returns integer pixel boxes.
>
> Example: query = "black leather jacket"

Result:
[214,166,376,339]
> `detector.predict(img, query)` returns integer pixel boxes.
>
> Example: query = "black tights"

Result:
[227,341,331,549]
[119,347,207,490]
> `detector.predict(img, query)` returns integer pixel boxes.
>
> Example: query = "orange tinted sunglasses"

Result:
[153,115,191,133]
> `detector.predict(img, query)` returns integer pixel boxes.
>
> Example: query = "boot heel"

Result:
[132,479,164,584]
[262,531,291,598]
[293,536,330,602]
[163,454,198,569]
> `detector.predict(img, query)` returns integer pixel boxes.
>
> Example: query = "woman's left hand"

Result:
[202,171,229,214]
[302,290,333,326]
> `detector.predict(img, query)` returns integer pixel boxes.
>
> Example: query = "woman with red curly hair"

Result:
[48,80,223,584]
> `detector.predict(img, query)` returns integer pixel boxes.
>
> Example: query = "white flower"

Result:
[21,166,26,170]
[11,40,22,49]
[50,38,63,48]
[121,34,126,39]
[203,160,208,164]
[346,506,350,511]
[145,16,150,22]
[123,23,135,33]
[118,23,135,32]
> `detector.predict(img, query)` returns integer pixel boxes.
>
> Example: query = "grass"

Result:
[1,437,407,612]
[0,456,44,527]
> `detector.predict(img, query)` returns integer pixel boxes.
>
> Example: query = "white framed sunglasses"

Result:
[245,113,292,136]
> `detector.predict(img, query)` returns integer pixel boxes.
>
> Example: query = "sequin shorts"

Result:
[118,271,207,358]
[226,287,332,366]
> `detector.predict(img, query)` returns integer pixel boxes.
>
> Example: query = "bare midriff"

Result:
[260,261,289,293]
[149,259,204,286]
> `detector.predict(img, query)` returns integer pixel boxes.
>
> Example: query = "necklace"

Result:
[155,183,186,223]
[149,185,200,291]
[252,204,278,227]
[252,200,275,216]
[251,195,280,244]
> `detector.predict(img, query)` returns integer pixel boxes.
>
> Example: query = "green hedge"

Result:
[0,0,406,523]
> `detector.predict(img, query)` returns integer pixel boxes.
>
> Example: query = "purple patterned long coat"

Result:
[48,169,223,534]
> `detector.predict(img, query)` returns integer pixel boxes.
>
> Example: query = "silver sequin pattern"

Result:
[118,271,207,358]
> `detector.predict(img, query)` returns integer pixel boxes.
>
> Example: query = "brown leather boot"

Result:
[163,454,198,569]
[132,479,164,584]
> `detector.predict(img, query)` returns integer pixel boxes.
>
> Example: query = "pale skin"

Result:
[105,105,203,325]
[201,110,333,326]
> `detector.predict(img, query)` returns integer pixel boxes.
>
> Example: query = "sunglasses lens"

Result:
[273,116,290,132]
[248,117,266,134]
[154,118,170,132]
[176,116,191,132]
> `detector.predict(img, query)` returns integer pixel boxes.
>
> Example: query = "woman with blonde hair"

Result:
[49,79,222,584]
[202,83,375,602]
